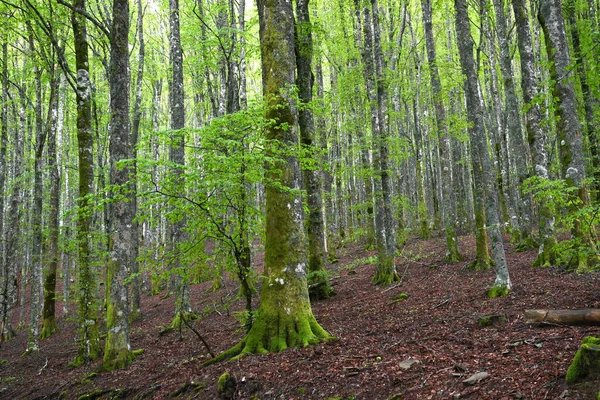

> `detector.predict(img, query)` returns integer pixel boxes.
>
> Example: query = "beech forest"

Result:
[0,0,599,398]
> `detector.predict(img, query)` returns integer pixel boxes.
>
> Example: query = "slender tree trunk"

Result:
[295,0,331,300]
[455,0,511,289]
[421,0,462,261]
[104,0,134,370]
[511,0,557,267]
[129,0,145,319]
[492,0,535,249]
[168,0,193,328]
[40,70,61,339]
[538,0,597,271]
[27,38,47,353]
[0,40,12,341]
[355,0,398,285]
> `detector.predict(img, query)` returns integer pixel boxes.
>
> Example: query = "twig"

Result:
[382,283,402,293]
[38,358,48,375]
[180,311,215,358]
[431,296,452,310]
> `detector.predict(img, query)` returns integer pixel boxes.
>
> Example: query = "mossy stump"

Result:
[217,372,236,400]
[566,336,600,384]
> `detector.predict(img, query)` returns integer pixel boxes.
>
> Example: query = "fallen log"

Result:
[524,309,600,326]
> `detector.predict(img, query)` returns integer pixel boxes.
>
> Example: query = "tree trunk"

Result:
[70,0,101,366]
[492,0,535,250]
[511,0,558,267]
[27,35,47,353]
[420,0,462,262]
[524,309,600,325]
[454,0,511,289]
[538,0,597,271]
[295,0,332,300]
[355,0,398,285]
[40,70,61,339]
[206,0,332,363]
[129,0,145,320]
[168,0,193,328]
[565,0,600,201]
[104,0,134,370]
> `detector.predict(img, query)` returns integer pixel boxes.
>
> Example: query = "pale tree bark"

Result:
[27,34,47,353]
[295,0,332,300]
[40,70,61,339]
[168,0,193,327]
[511,0,557,267]
[355,0,398,285]
[205,0,332,363]
[454,0,512,289]
[492,0,535,249]
[0,40,12,341]
[538,0,597,271]
[421,0,462,262]
[129,0,145,319]
[104,0,134,370]
[351,3,376,250]
[565,0,600,200]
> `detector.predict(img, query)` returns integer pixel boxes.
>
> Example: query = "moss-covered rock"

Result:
[478,314,506,327]
[566,336,600,383]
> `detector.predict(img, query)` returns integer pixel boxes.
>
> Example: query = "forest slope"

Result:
[1,235,599,399]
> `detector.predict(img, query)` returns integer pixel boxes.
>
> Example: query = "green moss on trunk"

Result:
[444,225,463,263]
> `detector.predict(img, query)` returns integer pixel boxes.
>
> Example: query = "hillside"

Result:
[1,235,599,399]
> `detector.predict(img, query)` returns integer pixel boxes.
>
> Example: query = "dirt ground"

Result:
[1,234,599,399]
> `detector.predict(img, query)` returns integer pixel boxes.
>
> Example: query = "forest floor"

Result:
[1,234,599,399]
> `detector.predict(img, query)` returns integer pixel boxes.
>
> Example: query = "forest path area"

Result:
[1,234,599,399]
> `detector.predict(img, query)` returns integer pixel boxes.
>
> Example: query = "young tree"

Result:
[206,0,332,362]
[454,0,511,290]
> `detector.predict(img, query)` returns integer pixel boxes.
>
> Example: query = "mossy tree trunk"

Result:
[421,0,462,262]
[104,0,134,371]
[41,70,60,339]
[538,0,597,271]
[355,0,398,285]
[27,41,47,353]
[295,0,332,301]
[70,0,101,365]
[454,0,511,289]
[492,0,535,251]
[207,0,332,363]
[511,0,558,267]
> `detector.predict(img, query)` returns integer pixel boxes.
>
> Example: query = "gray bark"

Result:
[454,0,511,288]
[538,0,595,270]
[169,0,192,319]
[421,0,462,261]
[295,0,330,299]
[492,0,535,247]
[104,0,133,370]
